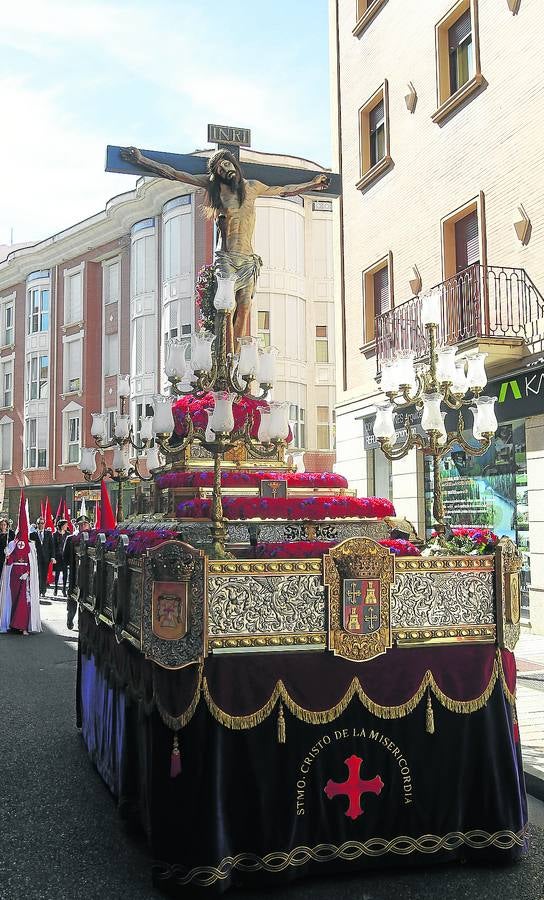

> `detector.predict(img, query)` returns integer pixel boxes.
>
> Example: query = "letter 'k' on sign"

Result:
[324,754,384,819]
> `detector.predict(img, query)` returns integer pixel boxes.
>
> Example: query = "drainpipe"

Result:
[52,263,58,483]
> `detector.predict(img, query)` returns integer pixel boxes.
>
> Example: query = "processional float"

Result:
[73,126,527,895]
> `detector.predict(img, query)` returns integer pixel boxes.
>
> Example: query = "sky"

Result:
[0,0,331,247]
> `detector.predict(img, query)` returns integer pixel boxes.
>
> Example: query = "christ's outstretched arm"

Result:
[120,147,209,189]
[251,173,330,197]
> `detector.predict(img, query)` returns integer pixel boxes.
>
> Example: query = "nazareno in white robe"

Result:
[0,540,41,633]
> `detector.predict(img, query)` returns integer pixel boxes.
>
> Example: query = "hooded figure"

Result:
[0,491,41,634]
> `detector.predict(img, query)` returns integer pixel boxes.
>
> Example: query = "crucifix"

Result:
[106,124,341,352]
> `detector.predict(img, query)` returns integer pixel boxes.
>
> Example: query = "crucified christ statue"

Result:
[120,146,330,350]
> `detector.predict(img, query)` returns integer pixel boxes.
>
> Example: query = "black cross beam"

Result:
[105,145,341,197]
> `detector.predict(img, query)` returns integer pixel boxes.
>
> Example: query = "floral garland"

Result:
[155,470,349,490]
[195,264,217,333]
[176,495,395,521]
[426,527,499,556]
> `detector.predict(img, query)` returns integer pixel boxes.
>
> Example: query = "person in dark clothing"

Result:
[29,516,54,597]
[64,515,91,630]
[0,517,15,579]
[53,520,69,597]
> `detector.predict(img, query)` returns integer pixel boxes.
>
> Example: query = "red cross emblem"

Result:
[324,754,384,820]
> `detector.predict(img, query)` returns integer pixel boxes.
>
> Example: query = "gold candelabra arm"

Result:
[378,421,425,461]
[131,458,154,482]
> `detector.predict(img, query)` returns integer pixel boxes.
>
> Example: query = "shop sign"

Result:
[485,361,544,423]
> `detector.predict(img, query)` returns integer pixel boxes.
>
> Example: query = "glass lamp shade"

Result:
[373,402,396,444]
[380,359,400,394]
[238,337,260,378]
[421,289,441,327]
[466,353,488,391]
[118,375,131,399]
[152,395,174,435]
[451,360,468,395]
[114,414,131,440]
[421,392,444,433]
[213,273,237,311]
[396,351,416,391]
[112,444,130,472]
[258,346,278,384]
[258,410,272,443]
[473,396,498,435]
[79,447,97,474]
[165,339,186,379]
[209,392,235,434]
[146,445,162,471]
[436,346,458,383]
[268,401,290,440]
[470,406,483,441]
[437,411,448,447]
[91,412,108,441]
[140,416,154,442]
[192,332,214,373]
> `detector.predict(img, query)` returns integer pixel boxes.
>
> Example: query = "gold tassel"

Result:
[277,701,286,744]
[426,689,435,735]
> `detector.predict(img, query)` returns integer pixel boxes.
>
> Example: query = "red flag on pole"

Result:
[100,481,116,531]
[94,502,101,531]
[44,498,54,532]
[62,499,73,533]
[55,498,63,523]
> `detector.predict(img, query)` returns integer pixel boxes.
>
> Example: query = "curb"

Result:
[525,765,544,803]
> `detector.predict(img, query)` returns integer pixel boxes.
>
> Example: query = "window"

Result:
[362,255,392,344]
[358,82,391,190]
[132,233,156,295]
[434,1,482,124]
[354,0,388,36]
[27,288,49,334]
[64,340,82,393]
[317,406,331,450]
[26,354,49,401]
[258,311,271,348]
[25,417,47,468]
[64,270,83,324]
[1,299,14,346]
[441,198,483,342]
[0,419,12,472]
[66,413,81,464]
[1,361,13,407]
[368,447,392,499]
[287,383,307,449]
[135,401,154,455]
[107,409,116,441]
[448,9,473,95]
[315,325,329,363]
[104,332,118,377]
[103,260,120,305]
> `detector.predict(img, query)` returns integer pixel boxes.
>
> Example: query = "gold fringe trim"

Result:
[426,689,435,735]
[151,649,517,734]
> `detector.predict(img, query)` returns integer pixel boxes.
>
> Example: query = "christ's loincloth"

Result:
[215,251,262,305]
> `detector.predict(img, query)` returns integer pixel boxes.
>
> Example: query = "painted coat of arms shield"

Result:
[342,578,381,635]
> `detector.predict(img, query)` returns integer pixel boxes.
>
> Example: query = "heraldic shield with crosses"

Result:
[343,578,381,635]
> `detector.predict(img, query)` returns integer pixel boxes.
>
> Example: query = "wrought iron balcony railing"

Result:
[375,264,544,370]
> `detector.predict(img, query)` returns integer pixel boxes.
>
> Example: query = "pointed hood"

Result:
[7,490,30,564]
[100,481,116,530]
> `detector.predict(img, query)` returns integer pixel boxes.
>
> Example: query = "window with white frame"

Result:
[107,408,116,441]
[63,407,81,464]
[284,296,306,361]
[64,339,82,393]
[64,269,83,324]
[0,418,12,472]
[27,287,49,334]
[132,233,156,295]
[135,401,154,455]
[316,406,331,450]
[26,353,49,401]
[163,197,192,281]
[286,382,307,449]
[103,260,120,305]
[257,311,271,348]
[25,416,47,468]
[104,332,118,377]
[1,360,13,408]
[132,315,155,377]
[1,299,14,346]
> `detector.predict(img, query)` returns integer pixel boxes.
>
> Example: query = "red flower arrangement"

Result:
[155,470,349,490]
[172,392,293,444]
[429,527,498,556]
[176,495,395,521]
[239,538,418,559]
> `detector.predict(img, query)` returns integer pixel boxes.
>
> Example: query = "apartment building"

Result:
[0,149,335,522]
[330,0,544,628]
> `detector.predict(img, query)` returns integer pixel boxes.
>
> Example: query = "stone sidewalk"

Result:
[516,630,544,798]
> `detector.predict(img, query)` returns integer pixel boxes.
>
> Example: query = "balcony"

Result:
[375,264,544,373]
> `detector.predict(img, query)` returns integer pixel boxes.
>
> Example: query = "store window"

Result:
[424,418,530,619]
[368,447,392,500]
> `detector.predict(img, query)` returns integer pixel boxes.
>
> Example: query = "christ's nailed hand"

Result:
[312,174,330,191]
[120,146,143,165]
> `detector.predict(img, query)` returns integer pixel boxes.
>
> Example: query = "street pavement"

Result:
[1,599,544,900]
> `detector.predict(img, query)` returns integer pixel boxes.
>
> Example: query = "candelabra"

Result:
[149,274,289,558]
[373,289,498,537]
[79,379,159,523]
